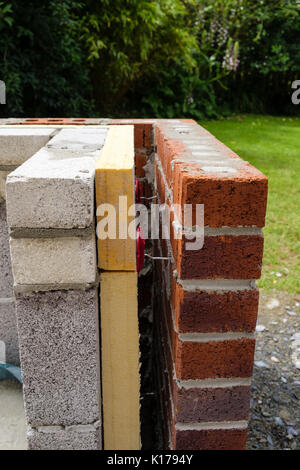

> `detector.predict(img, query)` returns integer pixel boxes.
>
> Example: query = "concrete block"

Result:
[6,146,100,230]
[10,236,96,287]
[0,127,55,166]
[16,289,101,426]
[27,424,101,450]
[96,125,136,271]
[47,127,107,151]
[0,203,13,297]
[0,300,19,365]
[0,170,10,201]
[100,272,140,449]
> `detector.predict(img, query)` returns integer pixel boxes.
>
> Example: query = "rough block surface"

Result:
[0,127,55,166]
[27,425,101,450]
[10,236,96,286]
[6,144,103,229]
[0,301,19,365]
[16,289,101,426]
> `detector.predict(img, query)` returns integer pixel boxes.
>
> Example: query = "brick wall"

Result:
[152,120,267,450]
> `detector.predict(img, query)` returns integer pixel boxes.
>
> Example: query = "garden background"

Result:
[0,0,300,449]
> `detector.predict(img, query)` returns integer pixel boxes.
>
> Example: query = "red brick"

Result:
[157,272,256,381]
[173,285,259,333]
[174,166,268,227]
[155,186,264,281]
[155,121,268,227]
[173,233,264,280]
[173,428,247,450]
[174,337,256,380]
[174,385,251,423]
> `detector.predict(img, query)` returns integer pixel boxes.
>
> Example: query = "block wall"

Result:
[5,126,108,450]
[0,127,56,366]
[152,120,267,450]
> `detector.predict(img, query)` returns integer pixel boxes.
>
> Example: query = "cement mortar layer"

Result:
[176,279,257,293]
[9,225,93,239]
[6,127,108,229]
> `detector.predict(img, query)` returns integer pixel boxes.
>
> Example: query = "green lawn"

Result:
[200,115,300,293]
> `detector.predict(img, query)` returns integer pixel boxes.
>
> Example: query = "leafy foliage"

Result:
[0,0,299,118]
[0,0,93,116]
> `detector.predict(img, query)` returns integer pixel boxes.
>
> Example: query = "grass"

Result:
[200,114,300,293]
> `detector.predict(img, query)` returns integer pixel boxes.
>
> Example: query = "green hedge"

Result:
[0,0,299,118]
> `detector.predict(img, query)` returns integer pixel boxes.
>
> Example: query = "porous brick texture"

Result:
[151,119,267,450]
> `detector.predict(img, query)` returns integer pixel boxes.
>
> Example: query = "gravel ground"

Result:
[0,379,27,450]
[247,289,300,450]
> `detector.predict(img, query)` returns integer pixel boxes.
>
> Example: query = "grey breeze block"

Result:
[27,424,101,450]
[6,127,108,229]
[16,288,101,427]
[0,127,56,166]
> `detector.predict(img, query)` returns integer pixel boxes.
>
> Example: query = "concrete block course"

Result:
[27,424,101,450]
[15,288,101,427]
[10,236,96,287]
[47,127,107,151]
[6,147,99,230]
[0,127,56,166]
[3,125,109,450]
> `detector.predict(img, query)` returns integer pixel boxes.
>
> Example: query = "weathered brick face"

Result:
[173,286,259,333]
[152,119,267,450]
